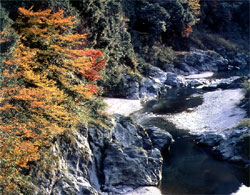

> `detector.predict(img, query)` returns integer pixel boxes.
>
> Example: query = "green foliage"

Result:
[242,80,250,117]
[70,0,136,96]
[0,5,18,84]
[0,5,13,32]
[137,2,170,36]
[155,0,197,35]
[137,44,176,73]
[80,0,136,68]
[243,80,250,92]
[2,0,246,98]
[64,0,201,96]
[234,1,249,32]
[47,0,79,15]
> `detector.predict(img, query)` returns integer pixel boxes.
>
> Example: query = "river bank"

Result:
[104,70,249,195]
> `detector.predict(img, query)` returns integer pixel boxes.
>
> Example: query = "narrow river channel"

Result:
[138,72,249,195]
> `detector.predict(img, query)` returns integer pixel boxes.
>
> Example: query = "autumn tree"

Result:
[0,7,105,193]
[184,0,200,18]
[181,0,200,37]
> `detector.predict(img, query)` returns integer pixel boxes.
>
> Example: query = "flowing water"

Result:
[140,72,249,195]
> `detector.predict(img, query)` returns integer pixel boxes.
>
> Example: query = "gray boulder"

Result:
[165,72,186,87]
[197,133,222,147]
[139,66,170,99]
[213,128,250,165]
[175,49,230,73]
[88,124,112,191]
[186,76,245,89]
[197,127,250,166]
[202,76,242,89]
[183,50,227,72]
[112,115,152,149]
[147,66,168,83]
[145,126,174,150]
[178,62,198,74]
[230,52,249,70]
[120,75,140,99]
[139,78,162,99]
[31,114,165,195]
[103,144,162,193]
[186,79,205,87]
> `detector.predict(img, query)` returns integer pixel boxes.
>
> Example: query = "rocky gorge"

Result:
[30,49,249,194]
[1,1,249,194]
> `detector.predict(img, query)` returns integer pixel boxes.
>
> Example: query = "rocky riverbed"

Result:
[131,87,249,194]
[102,84,249,194]
[118,49,248,100]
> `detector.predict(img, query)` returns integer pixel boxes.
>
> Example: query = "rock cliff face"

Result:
[89,115,163,194]
[32,115,169,194]
[32,129,99,195]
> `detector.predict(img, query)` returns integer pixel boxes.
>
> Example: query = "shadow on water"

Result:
[144,88,204,114]
[212,70,249,79]
[161,136,249,195]
[141,108,249,195]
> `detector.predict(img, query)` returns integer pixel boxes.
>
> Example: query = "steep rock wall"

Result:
[31,115,167,194]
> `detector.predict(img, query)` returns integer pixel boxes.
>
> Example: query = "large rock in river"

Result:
[197,127,250,166]
[144,126,174,150]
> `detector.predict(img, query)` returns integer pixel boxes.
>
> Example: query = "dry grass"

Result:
[237,118,250,128]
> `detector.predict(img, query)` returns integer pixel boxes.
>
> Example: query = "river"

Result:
[104,71,249,195]
[138,72,249,195]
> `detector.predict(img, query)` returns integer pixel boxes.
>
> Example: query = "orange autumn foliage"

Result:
[182,23,193,38]
[0,30,9,43]
[0,7,105,193]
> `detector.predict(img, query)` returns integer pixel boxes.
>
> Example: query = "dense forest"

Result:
[0,0,249,194]
[1,0,249,94]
